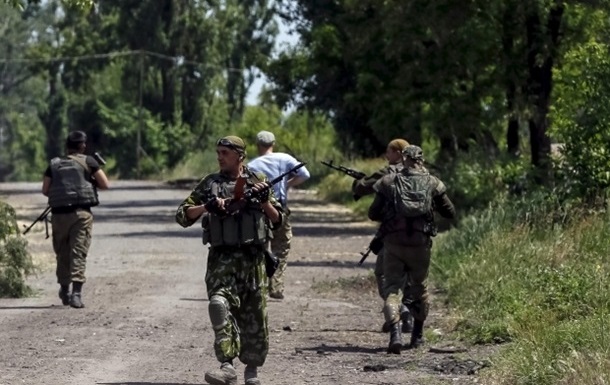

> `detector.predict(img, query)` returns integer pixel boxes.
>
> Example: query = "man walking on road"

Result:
[42,130,109,309]
[248,130,310,300]
[175,135,284,385]
[368,145,455,353]
[352,138,415,333]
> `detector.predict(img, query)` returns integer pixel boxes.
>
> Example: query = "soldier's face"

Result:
[217,146,241,172]
[385,146,403,164]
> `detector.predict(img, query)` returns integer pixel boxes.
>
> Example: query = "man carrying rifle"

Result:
[248,130,310,300]
[350,138,416,334]
[41,130,109,308]
[175,135,284,385]
[369,145,455,353]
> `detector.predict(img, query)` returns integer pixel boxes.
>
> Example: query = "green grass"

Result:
[431,196,610,385]
[311,271,377,295]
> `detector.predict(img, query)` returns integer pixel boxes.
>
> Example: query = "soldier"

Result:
[175,135,284,385]
[368,145,455,353]
[248,130,310,300]
[41,130,110,308]
[352,138,414,333]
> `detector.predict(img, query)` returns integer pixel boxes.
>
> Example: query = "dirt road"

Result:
[0,181,489,385]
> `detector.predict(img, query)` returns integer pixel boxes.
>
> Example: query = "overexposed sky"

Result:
[246,17,298,105]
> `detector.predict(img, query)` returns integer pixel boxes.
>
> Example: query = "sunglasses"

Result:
[217,138,244,149]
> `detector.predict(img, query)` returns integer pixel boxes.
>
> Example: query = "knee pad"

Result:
[209,295,229,331]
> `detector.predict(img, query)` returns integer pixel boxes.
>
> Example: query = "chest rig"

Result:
[202,170,269,247]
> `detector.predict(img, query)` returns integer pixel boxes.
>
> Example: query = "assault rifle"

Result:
[321,160,366,180]
[22,206,51,238]
[358,231,384,266]
[206,162,308,215]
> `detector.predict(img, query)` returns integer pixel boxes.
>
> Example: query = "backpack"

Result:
[391,171,435,218]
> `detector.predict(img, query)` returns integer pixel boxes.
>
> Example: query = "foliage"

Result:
[432,193,610,385]
[0,201,36,297]
[552,40,610,200]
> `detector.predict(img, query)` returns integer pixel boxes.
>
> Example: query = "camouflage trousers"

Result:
[375,247,412,303]
[206,246,269,367]
[382,241,431,324]
[269,214,292,295]
[51,209,93,285]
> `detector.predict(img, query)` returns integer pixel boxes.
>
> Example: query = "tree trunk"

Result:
[41,65,65,160]
[525,2,563,182]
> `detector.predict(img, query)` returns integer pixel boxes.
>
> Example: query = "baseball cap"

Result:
[217,135,246,153]
[256,130,275,146]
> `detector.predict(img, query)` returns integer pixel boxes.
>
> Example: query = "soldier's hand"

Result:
[204,197,227,216]
[252,182,271,203]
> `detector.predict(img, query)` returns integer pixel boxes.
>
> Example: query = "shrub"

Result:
[0,201,36,297]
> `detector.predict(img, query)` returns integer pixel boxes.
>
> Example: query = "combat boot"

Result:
[387,321,402,354]
[400,304,413,333]
[70,282,85,309]
[408,319,425,349]
[244,365,261,385]
[204,362,237,385]
[58,285,70,306]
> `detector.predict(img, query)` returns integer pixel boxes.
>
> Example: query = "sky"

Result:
[245,18,299,105]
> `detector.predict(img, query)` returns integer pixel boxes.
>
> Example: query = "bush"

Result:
[0,201,36,297]
[432,191,610,385]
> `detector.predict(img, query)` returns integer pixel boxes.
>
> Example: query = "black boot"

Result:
[400,304,413,333]
[408,319,424,349]
[70,282,85,309]
[387,322,402,354]
[58,285,70,306]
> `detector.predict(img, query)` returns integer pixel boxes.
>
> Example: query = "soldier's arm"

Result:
[175,177,210,228]
[433,180,456,219]
[367,177,390,222]
[352,166,389,199]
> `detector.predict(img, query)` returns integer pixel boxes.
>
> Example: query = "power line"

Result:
[0,49,248,73]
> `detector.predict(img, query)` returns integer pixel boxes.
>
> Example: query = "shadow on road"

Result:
[0,305,60,310]
[179,298,208,302]
[297,344,386,354]
[98,383,205,385]
[290,260,374,269]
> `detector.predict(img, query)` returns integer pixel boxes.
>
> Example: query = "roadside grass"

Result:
[431,196,610,385]
[311,270,377,296]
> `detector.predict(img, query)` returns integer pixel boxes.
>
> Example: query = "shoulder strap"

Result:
[68,154,91,173]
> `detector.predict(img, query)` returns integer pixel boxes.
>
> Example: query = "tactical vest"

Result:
[48,155,99,209]
[202,171,269,247]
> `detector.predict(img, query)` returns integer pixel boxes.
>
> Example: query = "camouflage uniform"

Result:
[352,162,403,299]
[175,166,284,368]
[268,215,291,296]
[369,147,455,351]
